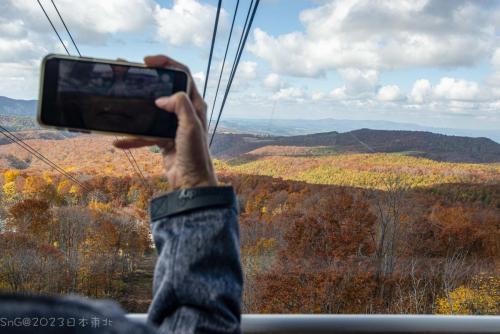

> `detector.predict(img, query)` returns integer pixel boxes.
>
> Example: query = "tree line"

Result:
[0,168,498,314]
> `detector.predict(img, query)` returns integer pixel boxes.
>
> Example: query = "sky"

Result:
[1,0,500,130]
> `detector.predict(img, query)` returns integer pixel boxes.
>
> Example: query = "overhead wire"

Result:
[202,0,223,99]
[114,136,150,189]
[209,0,260,146]
[227,0,254,89]
[2,2,98,194]
[0,126,86,190]
[208,0,240,129]
[125,150,149,188]
[265,100,277,134]
[209,0,254,141]
[49,0,375,159]
[49,0,82,57]
[36,0,70,55]
[0,125,92,193]
[39,0,149,188]
[347,131,375,153]
[128,149,147,181]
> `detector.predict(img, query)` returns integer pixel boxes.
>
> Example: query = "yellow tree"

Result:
[57,180,72,196]
[3,169,20,183]
[42,171,53,185]
[436,276,500,315]
[68,185,82,204]
[2,181,17,202]
[23,175,46,197]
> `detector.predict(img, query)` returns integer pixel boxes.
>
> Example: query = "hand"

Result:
[113,55,217,190]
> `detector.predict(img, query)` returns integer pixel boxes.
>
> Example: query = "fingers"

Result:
[144,55,190,74]
[192,96,207,131]
[144,55,201,96]
[144,54,206,129]
[155,93,199,127]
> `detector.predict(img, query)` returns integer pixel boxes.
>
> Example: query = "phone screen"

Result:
[40,57,187,138]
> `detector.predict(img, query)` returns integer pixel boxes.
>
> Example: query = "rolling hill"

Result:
[0,134,497,192]
[210,129,500,163]
[0,96,37,117]
[1,96,498,163]
[219,118,500,143]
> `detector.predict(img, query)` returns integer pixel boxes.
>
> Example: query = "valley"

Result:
[0,113,499,315]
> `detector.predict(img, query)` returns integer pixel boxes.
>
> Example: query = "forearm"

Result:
[147,187,242,334]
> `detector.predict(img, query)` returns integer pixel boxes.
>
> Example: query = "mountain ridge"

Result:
[219,118,500,143]
[0,96,498,163]
[0,96,38,117]
[0,96,498,142]
[210,129,500,163]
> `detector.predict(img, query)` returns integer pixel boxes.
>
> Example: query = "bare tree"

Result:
[441,249,474,314]
[392,256,432,314]
[372,173,410,300]
[52,206,91,292]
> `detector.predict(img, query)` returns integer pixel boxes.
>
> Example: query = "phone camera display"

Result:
[47,59,180,137]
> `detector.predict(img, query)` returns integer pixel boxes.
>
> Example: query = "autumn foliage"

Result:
[226,170,499,314]
[0,169,153,306]
[0,139,499,314]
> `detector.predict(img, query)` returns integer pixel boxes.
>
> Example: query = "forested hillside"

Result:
[211,129,500,163]
[0,96,37,118]
[0,132,498,315]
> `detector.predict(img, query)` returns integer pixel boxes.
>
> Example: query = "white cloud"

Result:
[311,75,492,117]
[0,62,39,99]
[272,87,305,101]
[263,73,280,90]
[192,71,205,89]
[330,87,347,100]
[0,39,44,63]
[434,77,481,101]
[311,91,326,101]
[488,48,500,97]
[0,18,26,39]
[250,0,496,77]
[230,61,258,90]
[408,77,484,104]
[409,79,432,104]
[0,0,224,98]
[154,0,227,47]
[237,61,258,80]
[0,0,156,63]
[338,68,378,96]
[5,0,154,45]
[377,85,403,101]
[0,0,224,64]
[56,0,153,36]
[263,73,288,91]
[491,48,500,68]
[323,68,379,100]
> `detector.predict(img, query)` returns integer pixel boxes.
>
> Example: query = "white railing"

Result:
[127,314,500,333]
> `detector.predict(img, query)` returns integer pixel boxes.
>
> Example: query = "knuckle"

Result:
[172,62,190,74]
[174,92,196,117]
[178,91,189,99]
[176,92,191,105]
[185,114,202,128]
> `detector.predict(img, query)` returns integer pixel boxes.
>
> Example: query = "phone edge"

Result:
[37,53,192,141]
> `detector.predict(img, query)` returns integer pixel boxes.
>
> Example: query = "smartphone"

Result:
[38,54,189,139]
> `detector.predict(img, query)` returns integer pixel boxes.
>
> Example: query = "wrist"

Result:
[179,170,218,189]
[150,186,236,220]
[183,177,217,189]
